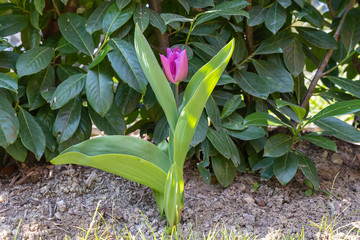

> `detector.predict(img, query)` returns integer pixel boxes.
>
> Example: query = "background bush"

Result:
[1,0,360,187]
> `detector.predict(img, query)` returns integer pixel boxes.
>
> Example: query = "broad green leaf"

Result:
[6,138,27,162]
[134,25,177,131]
[36,106,56,130]
[307,100,360,125]
[116,0,131,10]
[0,73,17,93]
[0,51,20,69]
[295,151,319,190]
[227,125,265,141]
[154,116,170,145]
[51,74,86,110]
[30,4,40,30]
[326,76,360,98]
[86,63,114,117]
[56,65,84,82]
[278,0,291,8]
[234,71,269,99]
[221,94,242,119]
[188,0,214,8]
[243,112,291,128]
[255,31,295,55]
[56,37,78,53]
[18,107,45,160]
[264,2,286,34]
[16,46,53,77]
[0,94,19,147]
[88,44,113,69]
[133,3,150,32]
[207,128,231,159]
[58,13,94,56]
[108,38,147,94]
[252,157,274,171]
[300,134,337,152]
[164,164,184,226]
[160,13,192,25]
[296,27,337,49]
[248,6,266,27]
[52,97,82,143]
[217,74,236,85]
[252,59,293,93]
[86,1,112,34]
[0,14,27,37]
[294,0,305,8]
[206,96,221,131]
[34,0,45,14]
[342,9,360,54]
[300,3,322,28]
[283,39,305,77]
[37,120,57,152]
[273,151,298,185]
[114,83,142,115]
[103,2,135,36]
[191,112,208,147]
[51,136,170,192]
[276,99,306,122]
[174,39,235,168]
[88,104,126,135]
[263,134,292,157]
[211,154,236,187]
[315,117,360,143]
[149,9,166,34]
[222,112,246,131]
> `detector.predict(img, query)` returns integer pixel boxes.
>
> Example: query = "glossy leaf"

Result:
[227,125,265,141]
[160,13,192,25]
[296,27,337,49]
[108,38,147,94]
[264,134,292,158]
[221,94,242,119]
[86,63,114,116]
[34,0,45,14]
[85,1,112,34]
[307,100,360,125]
[6,138,27,162]
[243,112,291,128]
[103,3,134,36]
[174,39,235,167]
[248,6,266,27]
[51,73,86,110]
[234,71,270,99]
[88,44,113,69]
[0,14,27,37]
[326,76,360,98]
[58,13,94,56]
[116,0,131,10]
[114,83,142,115]
[191,112,208,147]
[149,9,166,34]
[16,46,53,77]
[18,107,45,160]
[133,3,150,31]
[0,73,17,93]
[283,39,305,77]
[265,2,286,34]
[296,151,319,190]
[276,99,306,122]
[300,134,337,152]
[206,96,221,131]
[273,151,298,185]
[134,25,178,131]
[89,104,126,135]
[0,94,19,147]
[342,9,360,53]
[212,154,236,187]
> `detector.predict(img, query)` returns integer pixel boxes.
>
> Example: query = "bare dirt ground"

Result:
[0,139,359,239]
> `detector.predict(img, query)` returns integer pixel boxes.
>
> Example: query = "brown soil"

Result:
[0,139,359,239]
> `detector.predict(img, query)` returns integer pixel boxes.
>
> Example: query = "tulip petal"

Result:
[160,54,175,83]
[174,50,188,83]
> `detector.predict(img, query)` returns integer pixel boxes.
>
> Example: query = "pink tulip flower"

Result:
[160,47,188,84]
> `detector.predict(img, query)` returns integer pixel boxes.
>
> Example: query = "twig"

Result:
[326,0,336,19]
[149,0,169,54]
[300,0,355,108]
[51,0,61,17]
[244,0,255,54]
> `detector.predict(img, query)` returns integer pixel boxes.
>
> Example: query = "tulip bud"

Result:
[160,47,188,83]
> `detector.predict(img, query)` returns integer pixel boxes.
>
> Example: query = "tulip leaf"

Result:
[174,39,234,168]
[134,24,178,132]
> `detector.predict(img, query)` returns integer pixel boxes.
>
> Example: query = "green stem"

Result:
[185,21,194,45]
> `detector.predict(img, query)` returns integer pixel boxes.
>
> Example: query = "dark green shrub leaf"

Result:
[278,0,291,8]
[16,46,53,77]
[56,65,84,82]
[58,13,94,56]
[301,3,322,27]
[133,3,150,32]
[307,100,360,124]
[191,112,208,147]
[0,73,17,93]
[342,9,360,54]
[154,116,170,145]
[5,138,27,162]
[234,71,270,99]
[52,97,82,143]
[89,104,126,136]
[248,6,266,27]
[227,125,265,141]
[86,63,114,116]
[264,2,286,34]
[252,59,293,93]
[34,0,45,14]
[315,117,360,144]
[0,14,27,37]
[108,38,147,94]
[273,151,298,185]
[211,154,236,187]
[160,13,192,25]
[326,76,360,98]
[264,134,292,157]
[295,151,319,190]
[222,112,246,131]
[252,157,274,171]
[300,134,337,152]
[243,112,291,128]
[18,107,45,160]
[103,2,134,36]
[276,99,306,122]
[149,9,166,34]
[0,94,19,147]
[206,96,221,130]
[86,1,112,34]
[88,44,113,69]
[296,27,337,49]
[56,37,78,53]
[283,39,305,77]
[116,0,131,10]
[221,94,242,119]
[0,51,20,69]
[51,73,86,110]
[115,83,142,115]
